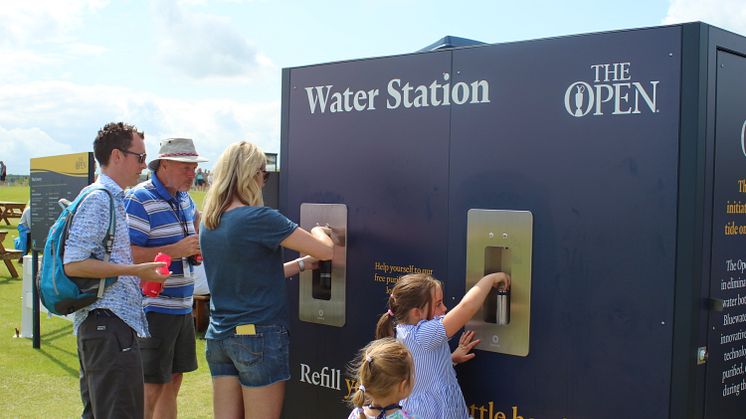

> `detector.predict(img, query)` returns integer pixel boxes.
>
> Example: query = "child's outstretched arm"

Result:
[442,272,510,338]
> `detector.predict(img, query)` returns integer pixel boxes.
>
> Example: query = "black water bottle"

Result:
[312,260,332,300]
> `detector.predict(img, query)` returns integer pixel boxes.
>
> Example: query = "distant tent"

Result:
[419,36,485,52]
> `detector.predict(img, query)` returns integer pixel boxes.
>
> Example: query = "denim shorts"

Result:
[205,324,290,387]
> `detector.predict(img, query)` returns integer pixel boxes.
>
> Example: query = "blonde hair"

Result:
[375,273,441,339]
[202,141,267,230]
[348,337,413,417]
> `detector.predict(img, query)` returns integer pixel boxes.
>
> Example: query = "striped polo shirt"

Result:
[124,173,197,315]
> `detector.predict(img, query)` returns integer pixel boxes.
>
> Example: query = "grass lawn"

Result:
[0,186,213,417]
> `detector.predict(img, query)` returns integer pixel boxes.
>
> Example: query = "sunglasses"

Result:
[259,168,270,182]
[120,149,147,164]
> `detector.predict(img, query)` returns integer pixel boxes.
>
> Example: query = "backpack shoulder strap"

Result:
[70,187,117,251]
[91,188,116,297]
[70,186,117,298]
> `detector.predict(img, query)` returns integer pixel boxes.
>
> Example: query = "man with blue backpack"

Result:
[63,122,169,419]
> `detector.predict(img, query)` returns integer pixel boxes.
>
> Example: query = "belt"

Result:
[89,308,116,317]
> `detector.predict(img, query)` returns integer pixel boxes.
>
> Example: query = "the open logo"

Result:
[742,120,746,157]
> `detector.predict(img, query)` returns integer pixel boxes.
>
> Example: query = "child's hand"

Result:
[451,330,480,365]
[487,272,511,290]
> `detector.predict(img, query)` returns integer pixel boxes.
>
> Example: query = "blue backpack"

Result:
[14,223,29,253]
[38,187,117,316]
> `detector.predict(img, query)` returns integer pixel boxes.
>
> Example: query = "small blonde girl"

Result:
[348,337,416,419]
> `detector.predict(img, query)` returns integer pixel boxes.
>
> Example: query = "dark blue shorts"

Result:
[205,324,290,388]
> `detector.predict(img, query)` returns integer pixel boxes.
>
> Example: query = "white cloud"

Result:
[0,1,109,82]
[0,0,280,176]
[61,42,110,56]
[0,126,74,175]
[179,0,260,5]
[0,48,59,81]
[153,0,276,81]
[663,0,746,35]
[0,81,279,175]
[0,0,108,46]
[137,97,281,161]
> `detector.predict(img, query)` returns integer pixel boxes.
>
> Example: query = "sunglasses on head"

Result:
[120,149,147,164]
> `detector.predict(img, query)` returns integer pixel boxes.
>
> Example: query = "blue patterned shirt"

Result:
[124,173,197,315]
[65,174,149,337]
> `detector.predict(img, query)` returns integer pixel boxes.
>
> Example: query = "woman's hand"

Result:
[301,255,320,271]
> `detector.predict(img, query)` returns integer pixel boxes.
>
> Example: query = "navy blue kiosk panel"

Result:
[704,49,746,419]
[447,27,682,418]
[283,52,453,414]
[280,23,746,418]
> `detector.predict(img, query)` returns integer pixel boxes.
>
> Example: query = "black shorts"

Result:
[138,312,198,384]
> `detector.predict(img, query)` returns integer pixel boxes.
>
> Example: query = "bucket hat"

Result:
[148,138,208,171]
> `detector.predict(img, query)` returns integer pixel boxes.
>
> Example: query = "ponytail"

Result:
[350,385,367,419]
[375,312,395,339]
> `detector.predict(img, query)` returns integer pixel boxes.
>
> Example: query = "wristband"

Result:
[297,259,305,272]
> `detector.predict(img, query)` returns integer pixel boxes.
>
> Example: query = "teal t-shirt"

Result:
[200,206,297,339]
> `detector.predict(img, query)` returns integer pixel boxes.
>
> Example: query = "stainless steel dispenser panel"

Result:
[466,209,532,356]
[299,204,347,327]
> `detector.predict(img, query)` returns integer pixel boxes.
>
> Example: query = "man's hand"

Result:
[133,262,170,283]
[451,330,480,365]
[172,235,200,258]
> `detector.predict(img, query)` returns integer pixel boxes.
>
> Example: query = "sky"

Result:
[1,0,745,175]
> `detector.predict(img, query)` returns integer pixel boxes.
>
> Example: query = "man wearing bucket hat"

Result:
[124,138,207,419]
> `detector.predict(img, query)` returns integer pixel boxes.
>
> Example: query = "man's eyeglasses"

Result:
[120,149,147,164]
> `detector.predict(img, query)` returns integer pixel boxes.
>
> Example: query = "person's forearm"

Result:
[443,275,495,336]
[310,227,334,250]
[283,255,313,278]
[131,244,181,263]
[454,276,494,316]
[64,259,136,278]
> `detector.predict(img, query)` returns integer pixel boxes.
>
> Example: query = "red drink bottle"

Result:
[142,253,171,297]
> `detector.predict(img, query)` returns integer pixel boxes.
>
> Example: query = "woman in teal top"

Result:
[200,141,333,419]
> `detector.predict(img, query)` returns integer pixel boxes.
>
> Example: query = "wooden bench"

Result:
[0,230,22,278]
[0,202,25,226]
[193,294,210,333]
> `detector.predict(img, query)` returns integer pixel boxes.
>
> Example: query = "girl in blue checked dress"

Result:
[375,272,510,419]
[348,337,416,419]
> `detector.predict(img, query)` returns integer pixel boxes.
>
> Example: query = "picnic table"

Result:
[0,201,25,225]
[0,230,22,277]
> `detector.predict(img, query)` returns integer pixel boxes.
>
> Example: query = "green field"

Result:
[0,186,212,418]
